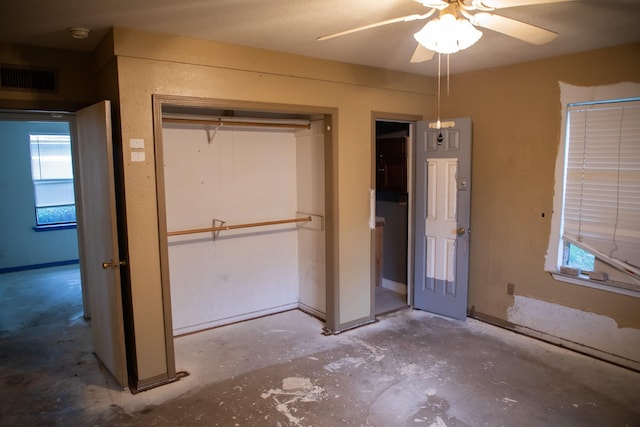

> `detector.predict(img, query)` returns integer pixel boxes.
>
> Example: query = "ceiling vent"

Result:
[1,65,58,92]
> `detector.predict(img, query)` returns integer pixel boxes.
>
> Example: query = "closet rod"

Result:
[167,216,312,237]
[163,117,310,129]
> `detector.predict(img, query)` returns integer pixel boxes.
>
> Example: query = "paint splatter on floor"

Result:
[261,377,325,427]
[352,338,386,362]
[324,356,366,372]
[430,416,448,427]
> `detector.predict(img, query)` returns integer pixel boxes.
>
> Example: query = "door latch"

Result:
[102,260,127,270]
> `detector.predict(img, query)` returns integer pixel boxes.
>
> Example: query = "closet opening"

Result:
[153,98,336,371]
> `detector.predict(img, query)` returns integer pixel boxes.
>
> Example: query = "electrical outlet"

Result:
[507,282,515,296]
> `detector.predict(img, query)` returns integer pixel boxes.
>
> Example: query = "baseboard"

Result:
[382,279,407,295]
[297,303,326,321]
[131,372,180,394]
[511,324,640,372]
[173,302,299,336]
[328,315,376,335]
[470,310,639,372]
[0,259,79,274]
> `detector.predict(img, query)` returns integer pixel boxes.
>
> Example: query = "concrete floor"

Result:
[375,286,408,315]
[1,265,639,426]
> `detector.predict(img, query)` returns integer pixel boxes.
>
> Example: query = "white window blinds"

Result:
[563,100,640,276]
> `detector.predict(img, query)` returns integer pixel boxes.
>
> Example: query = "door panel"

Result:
[75,101,128,387]
[414,118,471,320]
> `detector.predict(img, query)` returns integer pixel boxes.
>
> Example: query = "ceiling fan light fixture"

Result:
[413,14,482,54]
[455,18,483,49]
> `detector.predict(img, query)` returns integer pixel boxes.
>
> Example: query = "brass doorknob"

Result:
[456,227,466,235]
[102,260,127,270]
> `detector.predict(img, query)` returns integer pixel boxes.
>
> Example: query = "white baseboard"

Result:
[173,302,299,336]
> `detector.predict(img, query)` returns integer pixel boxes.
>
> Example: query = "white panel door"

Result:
[414,118,472,320]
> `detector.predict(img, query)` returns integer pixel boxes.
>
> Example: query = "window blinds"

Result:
[563,100,640,275]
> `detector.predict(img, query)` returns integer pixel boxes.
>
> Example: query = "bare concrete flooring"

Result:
[1,265,639,426]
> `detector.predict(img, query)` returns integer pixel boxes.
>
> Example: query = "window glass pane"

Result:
[35,205,76,225]
[29,133,76,225]
[30,134,73,180]
[563,242,595,271]
[33,180,75,207]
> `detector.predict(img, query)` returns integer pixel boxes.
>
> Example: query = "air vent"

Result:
[1,65,58,92]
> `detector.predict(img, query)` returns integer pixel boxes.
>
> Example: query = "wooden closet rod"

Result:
[167,216,312,237]
[163,117,310,129]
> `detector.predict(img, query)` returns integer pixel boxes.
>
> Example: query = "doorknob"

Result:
[456,227,466,236]
[102,260,127,270]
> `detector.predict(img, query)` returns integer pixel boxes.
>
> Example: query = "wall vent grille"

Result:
[1,65,58,92]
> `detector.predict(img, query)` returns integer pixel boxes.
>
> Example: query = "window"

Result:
[30,133,76,227]
[547,82,640,296]
[563,99,640,272]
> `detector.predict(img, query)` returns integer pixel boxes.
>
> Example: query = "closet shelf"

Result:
[163,117,310,129]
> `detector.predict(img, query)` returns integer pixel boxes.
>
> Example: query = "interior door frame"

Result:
[152,95,341,337]
[371,112,422,316]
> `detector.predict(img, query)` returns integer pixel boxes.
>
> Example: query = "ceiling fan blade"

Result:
[479,0,574,9]
[317,11,436,41]
[410,44,435,63]
[473,12,558,44]
[414,0,449,7]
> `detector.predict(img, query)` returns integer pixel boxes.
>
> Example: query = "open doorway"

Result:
[374,120,411,315]
[0,108,130,390]
[0,117,79,270]
[0,112,125,405]
[0,113,86,314]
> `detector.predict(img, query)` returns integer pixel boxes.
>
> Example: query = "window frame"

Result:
[546,82,640,298]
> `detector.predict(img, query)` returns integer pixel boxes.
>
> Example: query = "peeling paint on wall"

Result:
[508,295,640,369]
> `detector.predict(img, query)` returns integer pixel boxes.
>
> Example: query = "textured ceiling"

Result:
[0,0,639,77]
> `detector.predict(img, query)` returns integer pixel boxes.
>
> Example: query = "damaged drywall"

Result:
[508,295,640,370]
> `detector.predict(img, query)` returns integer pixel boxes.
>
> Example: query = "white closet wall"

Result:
[296,121,326,317]
[162,119,325,335]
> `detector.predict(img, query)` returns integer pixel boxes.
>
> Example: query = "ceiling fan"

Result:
[318,0,573,63]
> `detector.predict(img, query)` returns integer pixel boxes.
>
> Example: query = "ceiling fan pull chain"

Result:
[437,52,442,129]
[447,53,451,95]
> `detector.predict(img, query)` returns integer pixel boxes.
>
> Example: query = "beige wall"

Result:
[442,44,640,330]
[108,27,434,383]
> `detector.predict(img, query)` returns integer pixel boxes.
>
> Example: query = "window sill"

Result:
[550,271,640,298]
[33,223,77,232]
